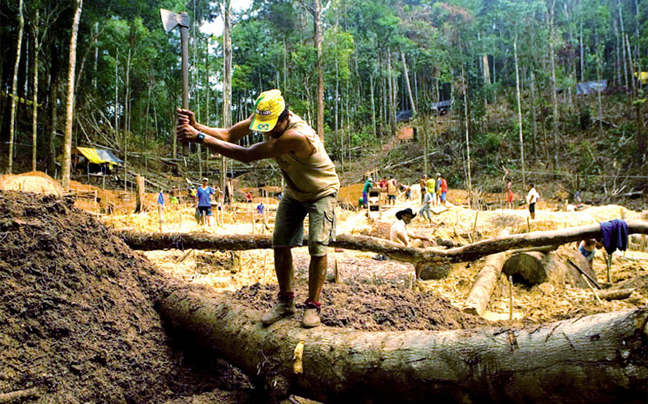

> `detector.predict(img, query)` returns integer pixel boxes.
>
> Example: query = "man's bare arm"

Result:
[393,231,409,247]
[177,109,252,143]
[408,232,431,242]
[195,131,306,164]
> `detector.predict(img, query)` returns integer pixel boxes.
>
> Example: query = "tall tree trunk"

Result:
[618,0,628,90]
[596,47,604,135]
[423,116,429,176]
[580,21,585,81]
[370,72,376,139]
[634,0,641,73]
[530,71,539,160]
[123,48,131,192]
[61,0,83,190]
[615,22,623,87]
[8,0,24,174]
[345,80,350,161]
[625,35,637,97]
[387,51,396,136]
[222,0,232,199]
[549,0,559,171]
[314,0,324,143]
[637,101,646,157]
[379,53,385,128]
[31,10,40,173]
[93,22,98,91]
[283,39,287,91]
[401,50,416,115]
[462,64,472,207]
[114,50,119,149]
[483,54,490,110]
[514,38,526,189]
[335,59,339,132]
[48,72,59,176]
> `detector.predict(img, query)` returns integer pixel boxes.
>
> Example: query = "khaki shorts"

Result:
[273,193,336,256]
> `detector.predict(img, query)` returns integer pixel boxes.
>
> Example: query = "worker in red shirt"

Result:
[439,174,448,206]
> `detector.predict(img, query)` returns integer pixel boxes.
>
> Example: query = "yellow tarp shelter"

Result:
[74,147,123,165]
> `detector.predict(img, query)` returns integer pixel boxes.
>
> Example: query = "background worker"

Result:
[439,174,448,206]
[195,178,215,226]
[390,208,431,247]
[420,174,428,204]
[177,89,339,329]
[505,180,514,209]
[362,177,373,207]
[401,184,412,200]
[386,176,398,205]
[526,183,540,220]
[379,176,388,191]
[390,208,433,280]
[419,190,433,222]
[579,238,603,270]
[426,175,437,205]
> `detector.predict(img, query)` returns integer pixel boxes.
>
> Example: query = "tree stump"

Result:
[134,174,145,213]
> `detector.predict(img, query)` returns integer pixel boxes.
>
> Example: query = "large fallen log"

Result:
[463,230,511,316]
[503,249,595,288]
[462,250,511,316]
[116,219,648,264]
[160,289,648,403]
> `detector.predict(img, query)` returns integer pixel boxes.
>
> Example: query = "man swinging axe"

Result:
[176,90,340,328]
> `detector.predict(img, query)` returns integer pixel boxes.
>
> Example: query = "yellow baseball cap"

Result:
[249,89,285,132]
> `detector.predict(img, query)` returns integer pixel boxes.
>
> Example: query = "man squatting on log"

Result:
[177,89,339,328]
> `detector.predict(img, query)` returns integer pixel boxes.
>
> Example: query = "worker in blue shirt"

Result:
[195,178,215,226]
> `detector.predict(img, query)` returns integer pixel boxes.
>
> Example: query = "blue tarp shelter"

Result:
[577,80,608,95]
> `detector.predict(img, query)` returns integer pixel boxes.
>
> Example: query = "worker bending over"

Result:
[177,89,339,328]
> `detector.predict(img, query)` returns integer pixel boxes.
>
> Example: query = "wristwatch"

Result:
[196,132,205,143]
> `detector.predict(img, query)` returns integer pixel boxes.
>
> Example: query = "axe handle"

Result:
[180,25,189,109]
[180,25,190,155]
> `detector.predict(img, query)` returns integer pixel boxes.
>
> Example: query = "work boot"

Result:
[301,300,322,328]
[261,295,296,325]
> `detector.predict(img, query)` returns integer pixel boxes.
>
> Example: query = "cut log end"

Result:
[503,252,547,285]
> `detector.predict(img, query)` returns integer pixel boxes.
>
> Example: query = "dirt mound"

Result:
[231,283,492,332]
[0,172,63,195]
[0,191,250,403]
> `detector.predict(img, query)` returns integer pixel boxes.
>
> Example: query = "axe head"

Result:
[160,9,189,32]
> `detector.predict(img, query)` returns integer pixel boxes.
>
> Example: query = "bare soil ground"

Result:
[1,174,647,403]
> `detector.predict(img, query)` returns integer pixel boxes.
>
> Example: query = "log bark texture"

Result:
[598,289,634,300]
[116,219,648,264]
[463,229,511,316]
[463,251,511,316]
[160,290,648,403]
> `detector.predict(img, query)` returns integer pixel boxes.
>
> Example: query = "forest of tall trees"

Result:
[0,0,646,192]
